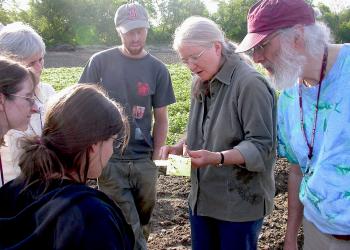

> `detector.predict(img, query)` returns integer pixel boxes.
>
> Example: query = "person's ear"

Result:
[90,142,100,154]
[213,41,222,56]
[293,24,305,50]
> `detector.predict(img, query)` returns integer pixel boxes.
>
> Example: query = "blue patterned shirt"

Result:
[277,44,350,234]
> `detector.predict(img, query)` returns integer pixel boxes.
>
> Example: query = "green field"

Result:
[41,65,192,144]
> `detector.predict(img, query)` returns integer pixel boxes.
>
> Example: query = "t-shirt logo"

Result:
[128,6,137,20]
[137,82,150,96]
[133,105,145,119]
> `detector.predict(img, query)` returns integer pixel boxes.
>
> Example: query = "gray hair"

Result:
[0,22,45,60]
[173,16,253,99]
[173,16,224,49]
[173,16,253,66]
[173,16,239,57]
[279,21,333,58]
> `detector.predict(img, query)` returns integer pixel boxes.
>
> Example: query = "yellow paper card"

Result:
[166,154,191,177]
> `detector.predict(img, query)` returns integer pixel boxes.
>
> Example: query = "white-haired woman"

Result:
[0,22,56,186]
[160,16,276,250]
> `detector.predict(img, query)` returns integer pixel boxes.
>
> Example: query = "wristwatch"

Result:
[217,152,224,167]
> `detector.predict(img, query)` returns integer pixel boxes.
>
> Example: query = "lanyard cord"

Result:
[0,154,4,186]
[298,46,328,161]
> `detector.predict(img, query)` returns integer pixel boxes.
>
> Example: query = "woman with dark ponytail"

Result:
[0,84,134,249]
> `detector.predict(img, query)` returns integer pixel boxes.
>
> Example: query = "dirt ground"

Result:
[46,47,303,249]
[148,158,303,250]
[44,45,179,67]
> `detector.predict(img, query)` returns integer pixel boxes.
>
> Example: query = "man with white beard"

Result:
[236,0,350,249]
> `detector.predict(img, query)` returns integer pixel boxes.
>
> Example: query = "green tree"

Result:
[337,7,350,42]
[69,0,124,45]
[154,0,209,42]
[317,3,350,43]
[27,0,76,46]
[212,0,256,43]
[25,0,126,46]
[0,0,21,24]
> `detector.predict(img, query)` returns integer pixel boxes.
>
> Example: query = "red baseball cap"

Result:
[235,0,315,53]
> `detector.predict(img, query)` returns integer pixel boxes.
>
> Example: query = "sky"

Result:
[8,0,350,14]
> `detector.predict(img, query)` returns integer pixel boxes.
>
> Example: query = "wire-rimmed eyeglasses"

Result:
[247,32,281,56]
[8,94,36,107]
[181,47,210,65]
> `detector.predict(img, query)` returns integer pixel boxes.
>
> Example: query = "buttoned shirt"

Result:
[187,53,276,222]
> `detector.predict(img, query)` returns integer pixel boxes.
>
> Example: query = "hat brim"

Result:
[235,31,273,53]
[118,20,150,34]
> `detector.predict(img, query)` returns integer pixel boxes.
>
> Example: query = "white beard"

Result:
[270,44,306,90]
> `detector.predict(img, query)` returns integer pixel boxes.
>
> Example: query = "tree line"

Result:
[0,0,349,47]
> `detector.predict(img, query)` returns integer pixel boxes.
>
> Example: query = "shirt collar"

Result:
[210,53,240,85]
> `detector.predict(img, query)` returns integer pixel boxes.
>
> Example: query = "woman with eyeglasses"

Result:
[0,57,37,186]
[0,84,134,249]
[0,22,56,186]
[160,16,276,250]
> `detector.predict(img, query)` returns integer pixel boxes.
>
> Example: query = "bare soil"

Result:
[46,47,303,249]
[148,158,303,250]
[45,45,179,68]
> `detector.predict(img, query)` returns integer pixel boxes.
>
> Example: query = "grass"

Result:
[41,67,83,91]
[41,64,192,144]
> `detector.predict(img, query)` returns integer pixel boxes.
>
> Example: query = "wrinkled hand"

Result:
[187,149,219,168]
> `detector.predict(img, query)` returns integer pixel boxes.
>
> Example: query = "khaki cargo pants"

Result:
[98,157,158,250]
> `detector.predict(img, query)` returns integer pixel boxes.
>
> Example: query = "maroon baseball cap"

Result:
[235,0,315,53]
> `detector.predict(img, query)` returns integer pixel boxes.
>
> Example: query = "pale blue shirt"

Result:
[277,44,350,235]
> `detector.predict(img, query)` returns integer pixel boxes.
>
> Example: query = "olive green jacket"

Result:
[187,53,276,222]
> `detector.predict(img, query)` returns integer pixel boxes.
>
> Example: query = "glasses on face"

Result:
[27,57,44,68]
[247,32,281,56]
[8,94,36,107]
[181,47,209,65]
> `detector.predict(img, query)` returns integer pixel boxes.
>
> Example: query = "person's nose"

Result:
[33,60,44,72]
[29,63,43,79]
[252,50,265,64]
[31,103,39,114]
[186,60,197,72]
[131,32,140,42]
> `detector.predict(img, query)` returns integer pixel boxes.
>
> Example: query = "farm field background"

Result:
[41,64,191,145]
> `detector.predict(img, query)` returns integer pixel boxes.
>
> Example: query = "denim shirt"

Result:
[187,53,277,222]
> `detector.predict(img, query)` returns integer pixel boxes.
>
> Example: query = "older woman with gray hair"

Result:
[160,16,276,249]
[0,22,55,186]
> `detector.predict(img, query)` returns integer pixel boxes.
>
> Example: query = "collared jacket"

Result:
[187,53,276,222]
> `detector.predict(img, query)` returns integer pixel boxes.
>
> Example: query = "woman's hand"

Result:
[187,149,220,168]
